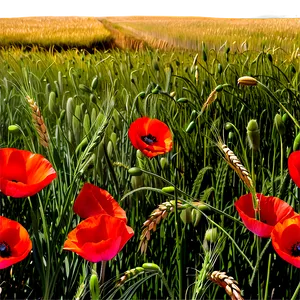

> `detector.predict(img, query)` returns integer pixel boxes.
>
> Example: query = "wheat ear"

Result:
[26,96,49,148]
[139,200,184,254]
[217,138,253,189]
[209,271,244,300]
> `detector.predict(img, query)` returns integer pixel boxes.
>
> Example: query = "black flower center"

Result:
[141,134,157,145]
[290,241,300,257]
[0,241,11,258]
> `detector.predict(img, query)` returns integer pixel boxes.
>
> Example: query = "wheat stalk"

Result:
[209,271,244,300]
[26,96,49,148]
[217,139,253,189]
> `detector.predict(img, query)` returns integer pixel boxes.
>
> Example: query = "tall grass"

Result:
[0,39,299,299]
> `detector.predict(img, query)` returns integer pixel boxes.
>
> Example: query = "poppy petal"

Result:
[73,183,127,222]
[288,151,300,188]
[235,193,296,238]
[63,214,134,262]
[128,117,172,158]
[0,216,32,269]
[271,215,300,268]
[0,148,56,198]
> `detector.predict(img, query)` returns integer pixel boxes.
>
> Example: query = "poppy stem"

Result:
[291,281,300,300]
[99,261,107,285]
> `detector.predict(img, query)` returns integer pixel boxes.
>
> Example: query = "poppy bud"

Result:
[91,75,98,90]
[79,83,93,94]
[161,186,175,193]
[217,63,223,74]
[215,84,223,92]
[128,167,143,176]
[180,207,193,224]
[238,76,257,86]
[160,157,168,170]
[186,121,196,134]
[142,263,161,272]
[8,124,22,135]
[274,114,285,136]
[191,209,202,227]
[89,273,100,300]
[90,93,97,104]
[247,119,260,151]
[177,97,189,103]
[293,132,300,151]
[204,228,218,243]
[48,91,56,114]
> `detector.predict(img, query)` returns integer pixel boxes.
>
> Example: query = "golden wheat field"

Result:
[106,16,300,52]
[0,16,112,48]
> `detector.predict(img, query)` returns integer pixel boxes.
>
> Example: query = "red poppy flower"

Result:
[288,151,300,188]
[0,148,56,198]
[0,216,32,269]
[128,117,172,158]
[271,215,300,268]
[234,193,296,238]
[63,214,134,262]
[73,183,127,222]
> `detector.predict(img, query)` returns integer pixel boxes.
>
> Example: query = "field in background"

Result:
[105,16,300,53]
[0,17,112,49]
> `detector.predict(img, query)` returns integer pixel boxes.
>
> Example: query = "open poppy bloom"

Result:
[0,216,32,269]
[73,183,127,222]
[271,215,300,268]
[0,148,57,198]
[288,150,300,188]
[234,193,296,238]
[128,117,172,158]
[63,214,134,262]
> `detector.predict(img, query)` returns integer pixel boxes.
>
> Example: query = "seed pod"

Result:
[90,108,97,125]
[247,119,260,151]
[128,167,143,176]
[186,121,196,134]
[142,263,160,272]
[204,228,218,243]
[79,83,93,94]
[161,186,175,193]
[180,207,193,224]
[274,114,285,136]
[217,63,223,74]
[8,124,21,135]
[293,132,300,151]
[282,113,289,124]
[48,91,56,114]
[91,75,98,90]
